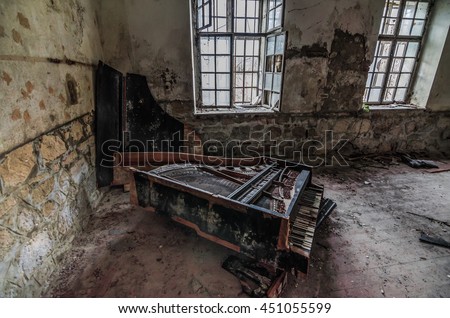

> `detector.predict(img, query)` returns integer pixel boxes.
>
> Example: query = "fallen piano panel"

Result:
[123,152,323,277]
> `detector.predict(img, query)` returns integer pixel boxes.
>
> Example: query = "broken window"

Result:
[193,0,285,112]
[363,0,431,105]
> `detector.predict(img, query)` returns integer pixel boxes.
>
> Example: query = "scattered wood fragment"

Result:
[420,233,450,249]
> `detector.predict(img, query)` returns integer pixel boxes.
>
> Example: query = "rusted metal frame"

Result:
[198,166,245,184]
[241,168,282,204]
[228,163,276,199]
[133,167,289,219]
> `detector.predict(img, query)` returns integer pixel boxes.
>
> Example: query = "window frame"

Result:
[364,0,432,106]
[192,0,286,113]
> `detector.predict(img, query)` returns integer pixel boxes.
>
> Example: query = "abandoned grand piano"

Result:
[115,152,324,279]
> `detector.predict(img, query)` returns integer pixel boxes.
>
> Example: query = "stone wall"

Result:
[165,103,450,160]
[0,0,102,297]
[0,113,99,297]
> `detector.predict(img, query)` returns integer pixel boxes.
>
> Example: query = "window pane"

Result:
[375,58,389,72]
[374,73,385,87]
[386,73,397,87]
[381,18,397,35]
[380,41,392,56]
[235,0,246,17]
[245,39,255,55]
[415,2,428,19]
[264,73,273,90]
[268,9,275,30]
[274,7,282,29]
[217,91,230,106]
[236,18,246,32]
[273,74,282,92]
[394,42,406,57]
[235,88,243,102]
[402,58,415,72]
[395,88,407,101]
[235,73,243,87]
[399,19,413,35]
[235,56,244,72]
[200,37,215,54]
[244,73,253,87]
[217,0,227,16]
[411,20,424,36]
[247,1,257,17]
[368,88,381,102]
[267,36,275,55]
[391,58,402,72]
[384,88,395,102]
[217,74,230,89]
[271,92,280,108]
[245,57,253,71]
[269,0,276,10]
[244,88,252,102]
[386,0,401,18]
[275,34,285,54]
[216,37,230,54]
[366,73,373,87]
[216,56,230,72]
[216,18,228,32]
[403,1,417,18]
[398,73,411,87]
[201,56,215,72]
[406,42,419,57]
[235,39,245,56]
[202,91,215,106]
[202,74,215,89]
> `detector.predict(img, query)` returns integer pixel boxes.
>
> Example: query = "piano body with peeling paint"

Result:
[119,152,323,274]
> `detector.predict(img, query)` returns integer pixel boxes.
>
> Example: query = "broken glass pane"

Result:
[386,73,398,87]
[382,18,397,35]
[380,41,392,56]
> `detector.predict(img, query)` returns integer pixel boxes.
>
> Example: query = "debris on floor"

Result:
[401,154,439,169]
[419,233,450,249]
[222,255,287,298]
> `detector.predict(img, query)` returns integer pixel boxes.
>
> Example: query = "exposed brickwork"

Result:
[0,113,100,297]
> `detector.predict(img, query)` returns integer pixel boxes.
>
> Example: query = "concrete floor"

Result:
[45,160,450,297]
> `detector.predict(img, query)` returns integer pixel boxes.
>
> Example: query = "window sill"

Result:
[194,106,277,116]
[367,103,425,111]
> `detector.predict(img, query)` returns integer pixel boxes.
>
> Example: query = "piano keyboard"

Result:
[289,184,324,255]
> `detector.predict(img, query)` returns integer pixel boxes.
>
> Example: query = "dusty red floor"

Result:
[45,160,450,297]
